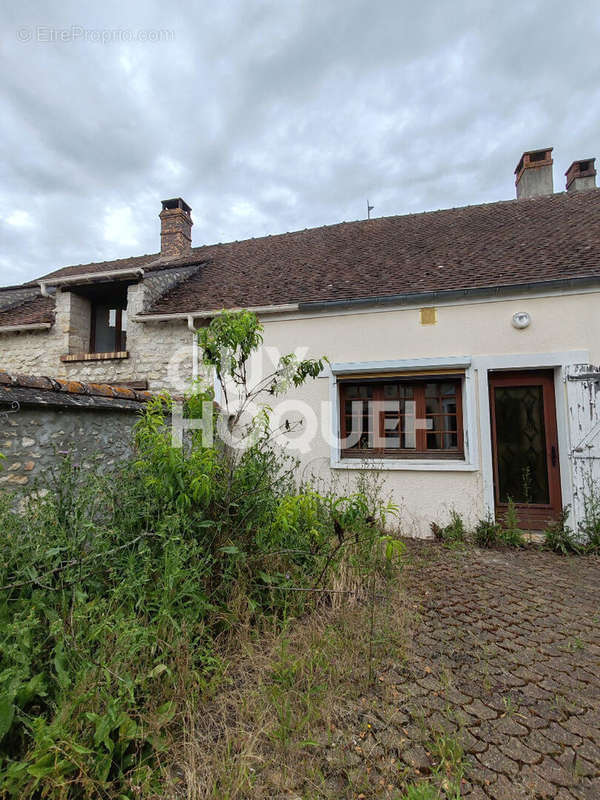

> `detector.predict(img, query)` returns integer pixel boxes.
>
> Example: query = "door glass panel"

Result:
[494,385,549,504]
[93,304,118,353]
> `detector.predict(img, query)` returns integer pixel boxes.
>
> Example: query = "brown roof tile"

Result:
[0,295,55,327]
[0,372,154,411]
[145,189,600,313]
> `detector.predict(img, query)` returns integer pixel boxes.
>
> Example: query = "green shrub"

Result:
[431,510,467,545]
[544,508,582,555]
[0,311,398,799]
[498,499,525,547]
[473,514,502,548]
[579,473,600,553]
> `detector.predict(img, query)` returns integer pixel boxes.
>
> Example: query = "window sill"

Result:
[332,458,479,472]
[60,351,129,363]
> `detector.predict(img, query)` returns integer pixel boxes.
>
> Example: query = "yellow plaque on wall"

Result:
[419,307,437,325]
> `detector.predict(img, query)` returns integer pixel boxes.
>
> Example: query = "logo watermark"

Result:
[16,26,175,44]
[166,340,438,456]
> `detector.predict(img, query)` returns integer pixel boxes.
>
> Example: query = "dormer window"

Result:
[60,282,131,363]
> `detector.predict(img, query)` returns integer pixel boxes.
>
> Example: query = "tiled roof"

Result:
[4,189,600,324]
[0,295,55,327]
[0,372,153,411]
[145,189,600,313]
[33,252,186,283]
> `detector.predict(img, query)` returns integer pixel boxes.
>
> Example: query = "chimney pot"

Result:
[514,148,554,199]
[565,159,597,192]
[159,198,193,257]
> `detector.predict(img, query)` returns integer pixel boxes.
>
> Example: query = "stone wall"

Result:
[0,375,153,491]
[0,269,204,394]
[142,264,201,309]
[1,404,140,490]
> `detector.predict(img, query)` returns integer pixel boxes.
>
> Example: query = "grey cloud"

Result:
[1,0,598,285]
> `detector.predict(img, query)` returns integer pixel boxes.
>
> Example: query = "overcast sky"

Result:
[1,0,599,285]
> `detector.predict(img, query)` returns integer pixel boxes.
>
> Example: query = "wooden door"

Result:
[489,370,562,530]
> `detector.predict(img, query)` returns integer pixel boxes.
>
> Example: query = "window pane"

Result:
[93,305,117,353]
[340,378,462,457]
[344,383,372,398]
[384,383,413,399]
[427,430,459,449]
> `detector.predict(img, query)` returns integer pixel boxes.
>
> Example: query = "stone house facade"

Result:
[2,150,600,536]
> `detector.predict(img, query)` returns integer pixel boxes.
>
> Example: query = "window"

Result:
[339,376,464,460]
[90,303,127,353]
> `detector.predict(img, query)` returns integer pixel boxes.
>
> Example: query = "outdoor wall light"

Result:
[512,311,531,329]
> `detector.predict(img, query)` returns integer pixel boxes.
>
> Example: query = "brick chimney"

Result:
[565,159,597,192]
[159,198,192,257]
[514,148,554,199]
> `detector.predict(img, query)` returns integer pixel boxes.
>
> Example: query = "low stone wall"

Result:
[0,373,152,491]
[1,406,141,489]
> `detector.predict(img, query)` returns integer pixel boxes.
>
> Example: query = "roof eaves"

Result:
[298,275,600,313]
[0,322,52,333]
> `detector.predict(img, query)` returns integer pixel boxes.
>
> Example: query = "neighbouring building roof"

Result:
[0,295,55,328]
[33,251,174,283]
[0,372,153,411]
[3,189,600,326]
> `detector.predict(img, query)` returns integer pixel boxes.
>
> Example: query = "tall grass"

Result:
[0,395,396,798]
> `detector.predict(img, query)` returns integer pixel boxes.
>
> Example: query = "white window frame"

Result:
[329,356,478,471]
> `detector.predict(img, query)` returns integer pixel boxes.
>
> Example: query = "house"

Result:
[1,148,600,537]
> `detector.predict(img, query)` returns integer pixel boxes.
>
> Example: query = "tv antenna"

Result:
[367,199,374,219]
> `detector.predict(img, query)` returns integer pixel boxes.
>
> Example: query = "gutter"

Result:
[0,322,52,333]
[298,275,600,313]
[39,267,145,294]
[130,275,600,323]
[131,302,300,323]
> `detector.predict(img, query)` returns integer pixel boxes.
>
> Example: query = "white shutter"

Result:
[566,363,600,534]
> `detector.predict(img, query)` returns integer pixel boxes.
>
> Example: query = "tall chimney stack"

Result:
[159,198,193,257]
[565,159,597,192]
[514,148,554,199]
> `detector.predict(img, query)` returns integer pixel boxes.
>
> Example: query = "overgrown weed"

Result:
[0,310,403,799]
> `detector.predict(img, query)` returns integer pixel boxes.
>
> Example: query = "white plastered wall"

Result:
[256,290,600,537]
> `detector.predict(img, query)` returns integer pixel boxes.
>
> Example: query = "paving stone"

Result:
[476,744,520,777]
[533,756,577,788]
[397,543,600,798]
[526,729,563,756]
[520,764,559,797]
[542,722,583,748]
[563,715,599,742]
[499,737,544,765]
[576,738,600,765]
[492,773,532,799]
[464,699,498,722]
[494,715,529,736]
[399,745,431,771]
[457,727,487,754]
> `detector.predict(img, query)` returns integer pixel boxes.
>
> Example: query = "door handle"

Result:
[551,445,557,467]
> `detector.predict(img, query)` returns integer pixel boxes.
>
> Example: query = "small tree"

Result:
[198,309,326,438]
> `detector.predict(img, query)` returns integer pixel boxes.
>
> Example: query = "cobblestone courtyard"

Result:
[393,543,600,798]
